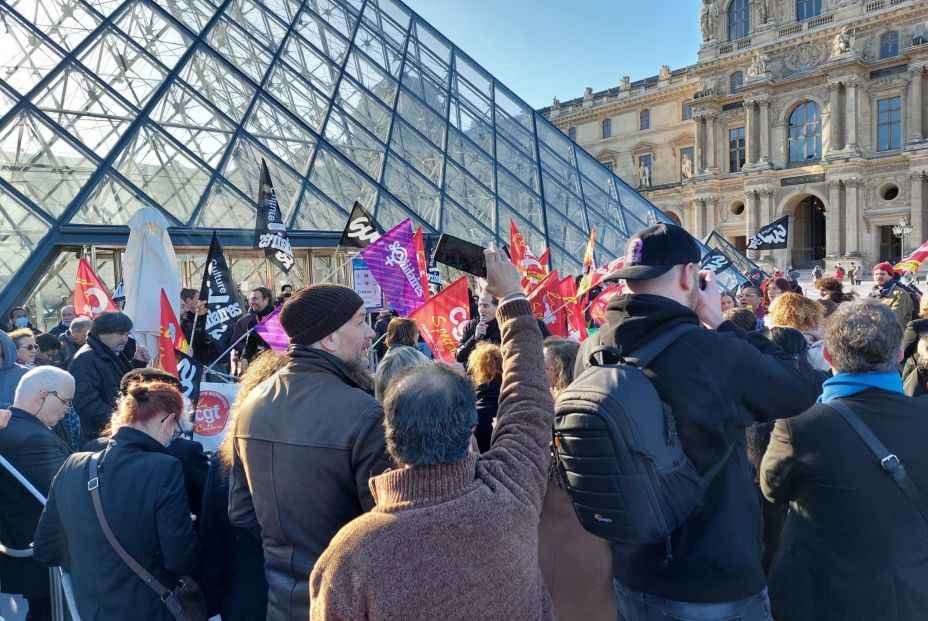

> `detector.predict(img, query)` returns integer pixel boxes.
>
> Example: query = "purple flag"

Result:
[254,306,289,352]
[358,219,427,317]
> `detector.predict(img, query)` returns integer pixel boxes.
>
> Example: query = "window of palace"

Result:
[640,109,650,130]
[788,101,822,164]
[568,126,577,141]
[877,96,903,151]
[728,127,746,173]
[682,102,693,121]
[728,0,750,41]
[880,31,899,59]
[796,0,822,21]
[602,118,612,139]
[730,71,744,95]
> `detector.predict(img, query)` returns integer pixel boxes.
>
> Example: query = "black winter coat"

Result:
[0,408,72,597]
[455,317,551,364]
[231,305,275,363]
[761,389,928,621]
[181,311,220,367]
[229,345,391,620]
[474,377,501,453]
[68,335,144,440]
[577,293,820,604]
[33,427,200,621]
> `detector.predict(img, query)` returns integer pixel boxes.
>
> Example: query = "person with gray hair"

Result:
[373,345,429,402]
[0,366,74,620]
[761,299,928,621]
[310,244,557,620]
[69,311,148,442]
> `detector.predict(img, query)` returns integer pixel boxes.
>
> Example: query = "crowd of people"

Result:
[0,224,926,621]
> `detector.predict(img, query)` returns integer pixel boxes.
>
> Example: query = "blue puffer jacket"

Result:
[0,331,28,408]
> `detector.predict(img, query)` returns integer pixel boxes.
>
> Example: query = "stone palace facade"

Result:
[542,0,928,271]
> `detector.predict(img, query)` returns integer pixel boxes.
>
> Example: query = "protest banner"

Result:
[74,258,117,317]
[359,219,427,317]
[158,289,188,376]
[199,232,244,344]
[589,284,625,326]
[254,158,295,273]
[895,240,928,274]
[351,257,385,311]
[409,276,470,364]
[192,382,241,453]
[747,216,789,250]
[339,201,384,249]
[254,306,289,352]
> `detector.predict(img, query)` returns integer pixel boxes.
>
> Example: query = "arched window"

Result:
[730,71,744,95]
[568,127,576,142]
[880,31,899,59]
[788,101,822,164]
[602,118,612,138]
[728,0,750,41]
[796,0,822,21]
[640,109,650,130]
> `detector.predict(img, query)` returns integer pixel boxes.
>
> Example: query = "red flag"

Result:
[577,227,598,294]
[583,257,625,295]
[409,276,470,365]
[159,289,188,377]
[895,239,928,274]
[558,275,588,342]
[74,258,117,317]
[589,284,625,327]
[509,219,547,285]
[413,226,431,301]
[527,270,567,337]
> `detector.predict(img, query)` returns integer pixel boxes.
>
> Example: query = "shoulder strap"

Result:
[625,323,700,369]
[88,453,172,601]
[828,400,928,526]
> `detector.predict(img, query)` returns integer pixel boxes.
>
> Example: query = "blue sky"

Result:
[402,0,702,109]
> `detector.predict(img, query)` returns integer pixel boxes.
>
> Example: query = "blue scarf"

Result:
[818,371,904,403]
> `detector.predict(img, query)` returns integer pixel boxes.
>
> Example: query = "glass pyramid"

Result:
[0,0,736,305]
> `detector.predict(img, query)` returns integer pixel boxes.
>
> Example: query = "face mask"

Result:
[13,317,28,328]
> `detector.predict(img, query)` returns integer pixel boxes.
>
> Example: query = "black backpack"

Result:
[553,324,732,556]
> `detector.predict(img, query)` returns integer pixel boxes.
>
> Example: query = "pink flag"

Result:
[358,219,427,317]
[254,306,289,352]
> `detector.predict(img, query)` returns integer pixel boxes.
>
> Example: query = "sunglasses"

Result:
[19,344,37,350]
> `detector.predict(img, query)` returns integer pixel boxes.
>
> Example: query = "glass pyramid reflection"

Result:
[0,0,722,297]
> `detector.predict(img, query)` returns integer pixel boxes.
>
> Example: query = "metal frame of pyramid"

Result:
[0,0,741,313]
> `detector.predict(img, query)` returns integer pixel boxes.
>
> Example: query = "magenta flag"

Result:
[254,306,289,352]
[358,218,427,317]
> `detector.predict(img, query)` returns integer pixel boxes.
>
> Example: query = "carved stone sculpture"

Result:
[682,154,693,179]
[551,96,560,110]
[659,65,672,80]
[620,75,630,91]
[831,26,852,57]
[747,52,768,77]
[754,0,769,24]
[583,87,593,102]
[639,162,651,188]
[701,0,718,42]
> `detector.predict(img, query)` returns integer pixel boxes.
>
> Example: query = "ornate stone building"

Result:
[542,0,928,271]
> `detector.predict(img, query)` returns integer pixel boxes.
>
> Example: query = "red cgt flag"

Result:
[413,226,431,302]
[159,289,189,377]
[509,219,548,285]
[527,270,567,337]
[74,258,117,317]
[558,275,588,342]
[409,276,470,365]
[589,284,625,327]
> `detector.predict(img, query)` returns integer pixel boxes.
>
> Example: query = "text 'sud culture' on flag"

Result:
[254,158,295,273]
[358,218,427,317]
[409,276,470,365]
[199,232,244,344]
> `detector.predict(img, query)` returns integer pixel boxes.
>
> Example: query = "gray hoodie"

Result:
[0,331,28,408]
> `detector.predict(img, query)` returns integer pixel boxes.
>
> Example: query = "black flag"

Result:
[339,201,384,249]
[699,248,733,274]
[175,348,205,412]
[747,216,789,250]
[255,159,295,273]
[199,233,244,344]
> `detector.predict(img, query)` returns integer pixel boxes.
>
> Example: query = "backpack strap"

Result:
[625,323,701,369]
[828,400,928,526]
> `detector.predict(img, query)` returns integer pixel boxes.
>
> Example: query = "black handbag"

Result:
[828,400,928,525]
[88,452,207,621]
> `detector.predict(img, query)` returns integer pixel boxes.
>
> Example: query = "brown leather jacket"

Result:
[229,345,390,620]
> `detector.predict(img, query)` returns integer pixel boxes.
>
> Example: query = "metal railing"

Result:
[0,455,81,621]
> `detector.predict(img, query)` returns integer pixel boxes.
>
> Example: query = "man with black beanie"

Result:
[229,283,391,621]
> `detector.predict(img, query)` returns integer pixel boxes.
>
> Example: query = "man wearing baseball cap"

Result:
[576,223,819,620]
[869,261,913,327]
[228,284,391,620]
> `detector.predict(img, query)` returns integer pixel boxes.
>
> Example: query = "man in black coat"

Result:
[455,293,551,364]
[179,288,220,367]
[761,299,928,621]
[229,287,275,375]
[0,367,74,620]
[69,312,149,442]
[229,284,391,620]
[579,224,819,619]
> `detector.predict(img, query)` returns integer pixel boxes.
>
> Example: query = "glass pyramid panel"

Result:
[0,187,51,289]
[1,7,64,95]
[8,0,101,52]
[0,0,726,309]
[33,62,134,158]
[0,109,98,218]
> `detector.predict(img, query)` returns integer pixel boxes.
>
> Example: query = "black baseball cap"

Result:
[608,223,702,281]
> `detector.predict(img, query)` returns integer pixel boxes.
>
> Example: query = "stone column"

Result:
[746,191,760,259]
[910,67,925,143]
[757,189,775,261]
[744,100,755,167]
[826,181,843,257]
[758,99,771,165]
[694,198,707,238]
[845,178,861,254]
[706,197,717,233]
[912,172,926,247]
[706,114,717,171]
[827,82,842,153]
[845,79,860,153]
[694,116,704,173]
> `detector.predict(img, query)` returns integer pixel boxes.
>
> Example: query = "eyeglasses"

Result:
[160,414,185,441]
[48,391,72,409]
[20,344,37,351]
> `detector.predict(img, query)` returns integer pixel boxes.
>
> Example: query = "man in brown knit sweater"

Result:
[310,245,557,621]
